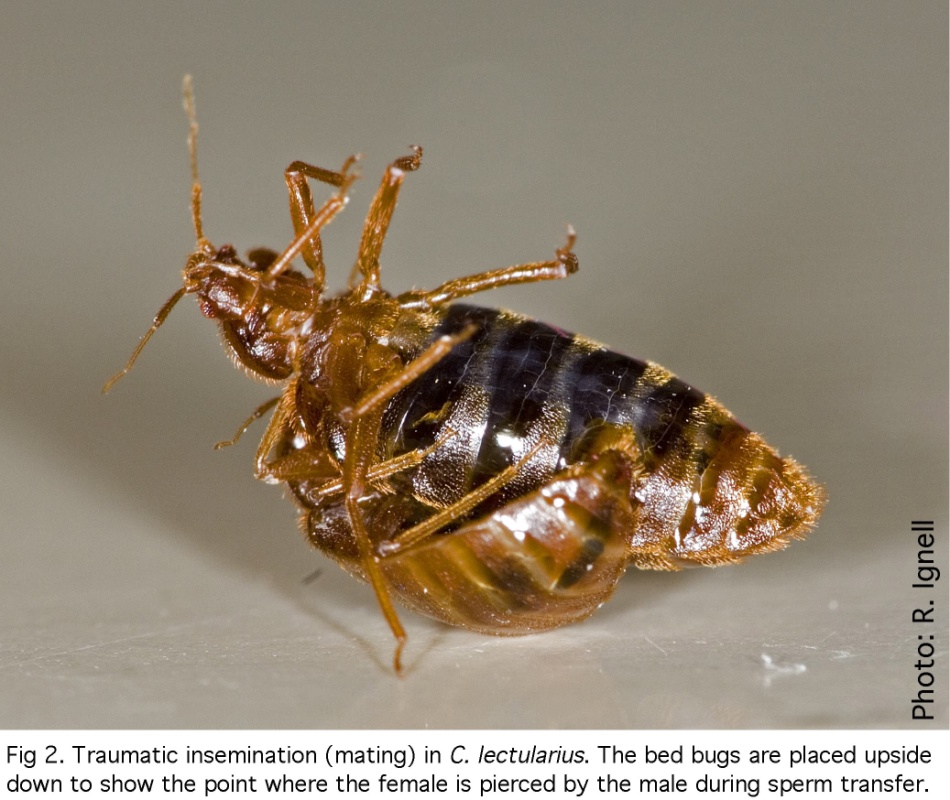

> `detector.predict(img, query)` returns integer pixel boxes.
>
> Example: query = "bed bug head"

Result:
[102,77,323,393]
[183,242,318,381]
[103,240,319,394]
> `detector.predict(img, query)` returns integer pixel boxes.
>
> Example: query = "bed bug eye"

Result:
[213,244,239,263]
[246,247,279,272]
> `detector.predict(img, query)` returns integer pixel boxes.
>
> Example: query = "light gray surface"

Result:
[1,2,946,729]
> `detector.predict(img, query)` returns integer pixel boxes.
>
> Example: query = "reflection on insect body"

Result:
[105,79,825,672]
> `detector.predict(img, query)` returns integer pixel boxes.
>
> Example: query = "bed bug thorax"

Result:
[104,78,825,673]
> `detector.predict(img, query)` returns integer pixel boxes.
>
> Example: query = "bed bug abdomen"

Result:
[622,399,825,571]
[380,450,637,633]
[293,305,823,634]
[380,304,823,572]
[300,445,638,634]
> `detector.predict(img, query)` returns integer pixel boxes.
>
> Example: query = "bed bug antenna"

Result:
[183,74,212,252]
[101,287,187,393]
[102,77,207,394]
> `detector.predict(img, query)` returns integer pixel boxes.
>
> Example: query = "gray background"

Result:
[1,2,946,728]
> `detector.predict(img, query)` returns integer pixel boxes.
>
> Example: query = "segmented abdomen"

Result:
[383,304,823,569]
[296,303,823,632]
[389,304,713,472]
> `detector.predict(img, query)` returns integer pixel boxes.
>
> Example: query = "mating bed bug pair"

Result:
[104,79,824,673]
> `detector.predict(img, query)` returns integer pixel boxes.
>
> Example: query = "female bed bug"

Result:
[105,79,825,672]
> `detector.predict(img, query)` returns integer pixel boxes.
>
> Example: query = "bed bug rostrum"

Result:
[105,80,825,672]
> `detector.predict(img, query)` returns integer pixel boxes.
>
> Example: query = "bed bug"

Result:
[104,79,825,673]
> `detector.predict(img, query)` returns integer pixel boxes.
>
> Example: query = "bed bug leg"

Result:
[214,396,281,450]
[337,326,478,673]
[264,162,359,282]
[267,426,459,498]
[283,156,360,289]
[342,324,477,423]
[378,441,546,558]
[342,410,409,673]
[350,146,423,297]
[251,338,468,488]
[397,225,578,311]
[251,380,305,483]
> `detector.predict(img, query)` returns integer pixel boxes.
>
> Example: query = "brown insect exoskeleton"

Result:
[105,78,825,673]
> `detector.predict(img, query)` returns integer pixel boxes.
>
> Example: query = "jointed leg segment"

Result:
[397,226,578,311]
[256,426,457,496]
[265,157,360,283]
[283,157,359,285]
[336,324,478,673]
[378,442,544,558]
[352,146,423,297]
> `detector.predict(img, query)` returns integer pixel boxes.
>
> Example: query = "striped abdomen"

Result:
[297,303,824,632]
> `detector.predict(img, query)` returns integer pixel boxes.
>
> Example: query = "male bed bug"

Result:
[105,79,824,673]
